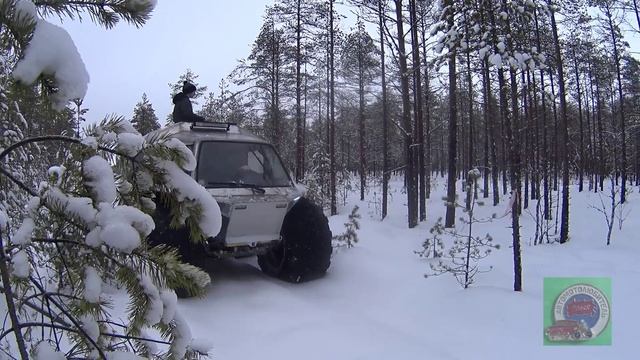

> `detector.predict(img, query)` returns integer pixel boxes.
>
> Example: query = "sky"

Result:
[52,0,273,124]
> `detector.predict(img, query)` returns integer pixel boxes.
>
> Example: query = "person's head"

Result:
[182,81,197,98]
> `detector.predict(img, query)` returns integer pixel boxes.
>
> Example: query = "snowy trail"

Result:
[180,179,637,359]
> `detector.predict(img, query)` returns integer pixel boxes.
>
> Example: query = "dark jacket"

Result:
[172,92,206,123]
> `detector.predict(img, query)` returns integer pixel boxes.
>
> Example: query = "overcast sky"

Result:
[54,0,272,124]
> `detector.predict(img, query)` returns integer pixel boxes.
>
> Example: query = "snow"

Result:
[10,249,29,278]
[139,328,159,354]
[157,159,221,237]
[117,132,145,157]
[50,189,98,225]
[138,273,163,326]
[160,289,178,324]
[14,0,37,18]
[189,337,213,355]
[11,217,34,245]
[47,165,65,186]
[84,266,102,303]
[83,156,117,204]
[164,138,197,172]
[0,209,9,232]
[12,0,89,109]
[175,178,636,360]
[170,312,192,359]
[81,136,99,149]
[80,314,100,342]
[489,53,503,67]
[34,342,66,360]
[86,203,154,253]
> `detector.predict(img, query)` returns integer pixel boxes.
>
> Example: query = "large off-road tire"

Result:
[148,197,207,266]
[147,198,206,298]
[258,197,332,282]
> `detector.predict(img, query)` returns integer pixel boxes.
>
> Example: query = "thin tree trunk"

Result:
[379,0,389,220]
[358,25,367,201]
[420,9,432,200]
[329,0,337,215]
[534,8,550,219]
[549,1,570,244]
[605,3,627,203]
[444,42,458,228]
[395,0,419,228]
[410,0,426,222]
[295,0,303,182]
[573,48,585,192]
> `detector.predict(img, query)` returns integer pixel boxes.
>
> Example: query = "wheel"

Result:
[147,195,207,298]
[573,331,581,340]
[258,197,332,282]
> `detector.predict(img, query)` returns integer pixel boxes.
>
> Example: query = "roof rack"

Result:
[190,122,238,132]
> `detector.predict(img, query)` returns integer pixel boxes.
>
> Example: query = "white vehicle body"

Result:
[149,122,303,255]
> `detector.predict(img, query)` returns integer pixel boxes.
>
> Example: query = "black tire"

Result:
[258,197,332,283]
[148,197,206,266]
[147,197,206,298]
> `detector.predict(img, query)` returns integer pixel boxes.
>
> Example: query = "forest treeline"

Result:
[187,0,639,237]
[188,0,639,292]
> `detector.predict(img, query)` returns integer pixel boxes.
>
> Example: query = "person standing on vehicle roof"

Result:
[172,81,206,123]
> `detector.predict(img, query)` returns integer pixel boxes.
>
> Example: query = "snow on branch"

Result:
[11,0,89,109]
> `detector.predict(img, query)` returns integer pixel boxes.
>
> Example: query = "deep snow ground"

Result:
[181,177,638,360]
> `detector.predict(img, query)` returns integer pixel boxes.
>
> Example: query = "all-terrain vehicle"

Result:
[148,121,332,285]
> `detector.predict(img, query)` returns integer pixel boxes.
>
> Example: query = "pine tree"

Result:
[340,19,379,202]
[1,1,217,358]
[132,92,160,135]
[1,117,218,358]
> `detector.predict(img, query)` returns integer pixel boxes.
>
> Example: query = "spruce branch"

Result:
[34,0,155,29]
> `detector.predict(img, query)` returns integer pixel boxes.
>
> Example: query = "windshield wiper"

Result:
[206,182,266,194]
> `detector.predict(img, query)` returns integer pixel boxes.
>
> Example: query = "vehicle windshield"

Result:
[196,141,292,188]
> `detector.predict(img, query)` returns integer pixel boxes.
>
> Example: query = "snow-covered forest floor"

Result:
[179,177,637,360]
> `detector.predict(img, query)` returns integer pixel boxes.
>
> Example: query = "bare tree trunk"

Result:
[419,7,432,200]
[533,9,550,219]
[464,8,475,211]
[605,3,628,203]
[410,0,426,221]
[573,48,585,192]
[482,61,491,199]
[295,0,304,182]
[358,24,367,201]
[444,49,457,228]
[444,0,457,228]
[329,0,337,215]
[633,0,640,31]
[379,0,390,220]
[395,0,419,228]
[549,1,570,244]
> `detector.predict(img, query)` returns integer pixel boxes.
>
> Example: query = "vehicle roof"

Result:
[148,122,269,145]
